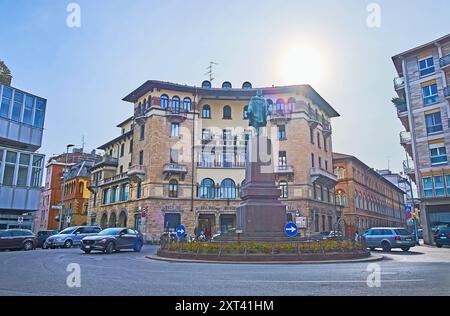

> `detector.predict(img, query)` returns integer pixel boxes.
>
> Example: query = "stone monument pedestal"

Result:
[216,135,292,242]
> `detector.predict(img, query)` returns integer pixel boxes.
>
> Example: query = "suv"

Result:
[362,227,416,252]
[434,226,450,248]
[0,229,37,251]
[44,226,101,249]
[37,230,59,248]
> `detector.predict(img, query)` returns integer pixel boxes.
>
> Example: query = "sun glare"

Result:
[280,45,325,86]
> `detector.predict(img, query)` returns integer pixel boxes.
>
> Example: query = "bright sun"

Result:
[280,45,325,86]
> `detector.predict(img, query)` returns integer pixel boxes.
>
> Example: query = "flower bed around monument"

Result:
[157,240,370,262]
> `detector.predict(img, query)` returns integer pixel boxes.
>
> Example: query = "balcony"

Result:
[400,131,412,157]
[440,54,450,70]
[0,186,41,211]
[268,109,292,126]
[127,165,146,182]
[166,107,187,123]
[444,86,450,100]
[393,77,405,91]
[308,108,320,128]
[94,155,118,168]
[163,163,188,180]
[310,167,338,187]
[0,116,44,152]
[197,161,245,168]
[98,172,129,186]
[274,165,294,181]
[322,120,332,137]
[402,160,415,183]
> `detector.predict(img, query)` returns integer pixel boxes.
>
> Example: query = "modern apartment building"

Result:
[0,79,46,230]
[333,153,406,236]
[392,34,450,244]
[89,80,340,241]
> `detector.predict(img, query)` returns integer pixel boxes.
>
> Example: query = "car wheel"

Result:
[105,242,115,254]
[436,243,443,248]
[133,241,143,252]
[401,247,410,252]
[83,249,91,254]
[64,240,73,249]
[381,241,391,252]
[42,244,48,249]
[369,247,375,251]
[23,241,34,251]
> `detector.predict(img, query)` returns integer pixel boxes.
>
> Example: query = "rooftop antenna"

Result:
[81,135,85,152]
[205,61,218,83]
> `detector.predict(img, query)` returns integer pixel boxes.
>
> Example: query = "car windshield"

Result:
[98,228,123,236]
[59,228,76,235]
[395,229,411,235]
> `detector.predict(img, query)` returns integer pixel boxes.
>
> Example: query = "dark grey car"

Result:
[362,227,416,252]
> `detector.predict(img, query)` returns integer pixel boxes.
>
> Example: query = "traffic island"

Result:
[155,240,374,263]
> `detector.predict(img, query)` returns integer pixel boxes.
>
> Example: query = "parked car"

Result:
[434,227,450,248]
[0,229,37,251]
[36,230,59,248]
[80,228,143,254]
[417,228,423,240]
[44,226,101,249]
[326,231,343,240]
[362,227,416,252]
[310,231,331,240]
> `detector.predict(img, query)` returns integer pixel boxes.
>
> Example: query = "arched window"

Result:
[202,105,211,118]
[79,182,84,194]
[276,99,285,113]
[223,105,232,119]
[172,96,180,111]
[336,189,347,207]
[168,179,178,198]
[160,94,169,108]
[243,105,249,119]
[183,97,192,111]
[202,80,211,89]
[199,178,215,199]
[220,178,236,199]
[242,81,252,89]
[109,212,117,228]
[287,98,296,112]
[267,99,273,114]
[222,81,232,89]
[279,181,288,198]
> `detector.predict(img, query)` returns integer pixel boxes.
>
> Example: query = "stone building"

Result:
[333,153,406,236]
[89,80,340,241]
[392,34,450,244]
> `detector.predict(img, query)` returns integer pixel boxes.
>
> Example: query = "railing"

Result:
[444,86,450,99]
[440,54,450,68]
[197,161,245,168]
[94,155,118,168]
[400,131,411,144]
[275,165,294,173]
[163,163,188,173]
[99,172,129,186]
[310,167,338,183]
[128,165,145,174]
[403,160,415,174]
[394,77,405,90]
[396,103,408,113]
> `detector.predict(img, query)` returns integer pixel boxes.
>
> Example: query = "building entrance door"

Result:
[219,214,236,233]
[198,214,216,238]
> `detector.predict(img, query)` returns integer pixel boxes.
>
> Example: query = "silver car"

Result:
[362,227,416,252]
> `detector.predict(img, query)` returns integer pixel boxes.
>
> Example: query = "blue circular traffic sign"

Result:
[284,222,298,237]
[176,225,186,239]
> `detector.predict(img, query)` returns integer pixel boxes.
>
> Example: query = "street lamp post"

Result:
[59,144,75,231]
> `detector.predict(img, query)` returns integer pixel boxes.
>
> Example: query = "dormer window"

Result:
[222,81,232,89]
[202,80,212,89]
[242,82,252,89]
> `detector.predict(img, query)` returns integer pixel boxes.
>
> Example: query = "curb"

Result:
[145,254,384,265]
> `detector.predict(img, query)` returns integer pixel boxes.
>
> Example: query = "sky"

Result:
[1,0,450,174]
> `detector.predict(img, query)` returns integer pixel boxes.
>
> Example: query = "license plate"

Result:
[440,237,447,239]
[85,245,90,249]
[405,238,412,241]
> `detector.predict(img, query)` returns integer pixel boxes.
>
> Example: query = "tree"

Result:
[0,60,12,85]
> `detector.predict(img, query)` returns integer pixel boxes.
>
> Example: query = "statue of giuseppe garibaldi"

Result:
[248,89,268,135]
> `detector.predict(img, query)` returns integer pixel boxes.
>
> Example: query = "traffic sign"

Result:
[284,222,298,237]
[17,217,23,224]
[176,225,186,239]
[66,216,71,224]
[405,205,412,213]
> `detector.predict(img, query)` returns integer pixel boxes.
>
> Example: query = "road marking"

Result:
[214,279,425,284]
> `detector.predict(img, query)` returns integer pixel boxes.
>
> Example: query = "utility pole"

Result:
[60,144,75,230]
[403,151,420,245]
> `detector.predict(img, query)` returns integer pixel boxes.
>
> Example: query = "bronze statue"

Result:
[248,89,268,135]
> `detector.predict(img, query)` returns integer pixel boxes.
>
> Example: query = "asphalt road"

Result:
[0,245,449,296]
